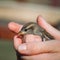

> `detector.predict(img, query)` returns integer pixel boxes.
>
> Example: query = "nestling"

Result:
[18,22,54,42]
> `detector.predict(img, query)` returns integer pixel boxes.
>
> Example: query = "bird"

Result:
[18,22,54,42]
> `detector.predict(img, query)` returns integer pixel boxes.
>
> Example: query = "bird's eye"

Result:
[24,29,28,31]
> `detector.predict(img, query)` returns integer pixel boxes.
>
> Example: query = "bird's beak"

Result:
[18,31,25,36]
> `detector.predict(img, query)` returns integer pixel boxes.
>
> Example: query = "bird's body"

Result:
[18,22,54,42]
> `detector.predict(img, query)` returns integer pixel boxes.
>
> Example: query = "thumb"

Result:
[37,16,60,40]
[17,40,60,55]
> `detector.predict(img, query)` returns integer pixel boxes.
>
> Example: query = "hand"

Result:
[8,16,60,60]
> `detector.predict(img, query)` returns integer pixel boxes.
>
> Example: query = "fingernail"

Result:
[38,16,47,23]
[18,44,27,51]
[39,16,44,20]
[18,26,23,33]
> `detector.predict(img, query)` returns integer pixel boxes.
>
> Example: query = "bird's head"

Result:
[18,22,36,36]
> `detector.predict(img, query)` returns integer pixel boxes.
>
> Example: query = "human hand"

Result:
[8,16,60,60]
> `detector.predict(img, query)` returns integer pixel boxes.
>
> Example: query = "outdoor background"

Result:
[0,0,60,60]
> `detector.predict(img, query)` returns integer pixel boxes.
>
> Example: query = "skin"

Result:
[8,16,60,60]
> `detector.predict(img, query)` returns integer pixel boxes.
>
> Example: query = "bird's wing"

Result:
[43,30,54,40]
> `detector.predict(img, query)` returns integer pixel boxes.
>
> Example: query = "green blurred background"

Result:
[0,40,16,60]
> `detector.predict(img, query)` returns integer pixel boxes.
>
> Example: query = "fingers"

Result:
[17,40,60,55]
[14,35,22,50]
[37,16,60,40]
[24,34,42,43]
[22,53,60,60]
[14,34,41,50]
[8,22,23,33]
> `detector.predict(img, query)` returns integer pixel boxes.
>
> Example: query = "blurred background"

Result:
[0,0,60,60]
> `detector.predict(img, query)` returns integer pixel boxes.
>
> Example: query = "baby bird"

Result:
[18,22,54,42]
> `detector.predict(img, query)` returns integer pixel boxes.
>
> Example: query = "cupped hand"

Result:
[8,16,60,60]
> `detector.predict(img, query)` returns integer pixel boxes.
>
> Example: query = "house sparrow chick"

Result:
[18,22,54,42]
